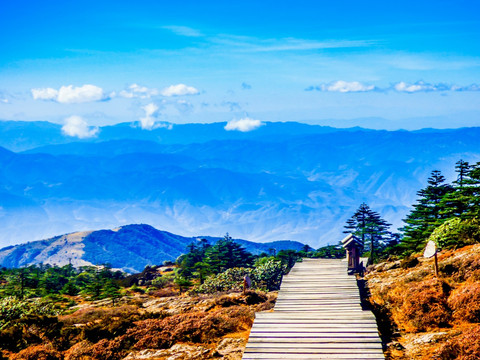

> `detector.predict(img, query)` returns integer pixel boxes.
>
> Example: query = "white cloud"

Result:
[57,85,106,103]
[62,116,99,138]
[211,35,374,53]
[163,25,203,37]
[307,81,376,93]
[393,81,480,93]
[139,103,159,130]
[32,84,107,103]
[161,84,199,97]
[225,117,265,132]
[393,81,437,93]
[138,103,172,130]
[119,84,159,99]
[31,87,58,100]
[305,80,480,94]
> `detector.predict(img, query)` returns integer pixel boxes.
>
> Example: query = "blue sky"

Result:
[1,0,480,132]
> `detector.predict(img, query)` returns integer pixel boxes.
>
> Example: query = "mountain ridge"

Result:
[0,224,306,273]
[1,121,480,247]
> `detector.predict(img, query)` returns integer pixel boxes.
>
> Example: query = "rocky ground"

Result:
[365,244,480,359]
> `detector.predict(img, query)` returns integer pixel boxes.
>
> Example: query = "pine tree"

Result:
[440,160,471,218]
[204,234,254,273]
[461,162,480,218]
[400,170,454,253]
[344,202,392,263]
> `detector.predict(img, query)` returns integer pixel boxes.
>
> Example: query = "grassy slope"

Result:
[366,244,480,359]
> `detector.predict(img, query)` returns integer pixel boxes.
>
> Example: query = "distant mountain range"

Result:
[0,224,305,273]
[1,120,480,247]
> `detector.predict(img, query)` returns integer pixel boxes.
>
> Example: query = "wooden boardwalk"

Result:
[243,258,385,360]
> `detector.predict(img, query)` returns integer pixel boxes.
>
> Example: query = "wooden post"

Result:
[423,240,438,277]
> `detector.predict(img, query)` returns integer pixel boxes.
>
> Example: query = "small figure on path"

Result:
[243,274,252,294]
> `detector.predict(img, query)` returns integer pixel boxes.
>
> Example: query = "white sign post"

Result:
[423,240,438,277]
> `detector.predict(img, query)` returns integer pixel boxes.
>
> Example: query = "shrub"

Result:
[437,325,480,360]
[244,290,268,305]
[146,288,177,298]
[194,268,251,294]
[10,344,62,360]
[429,218,480,250]
[214,291,268,307]
[89,338,125,360]
[194,260,286,294]
[453,255,480,282]
[252,258,286,291]
[400,256,419,269]
[0,297,61,330]
[397,280,451,331]
[448,282,480,323]
[64,340,93,360]
[126,306,254,350]
[60,305,139,327]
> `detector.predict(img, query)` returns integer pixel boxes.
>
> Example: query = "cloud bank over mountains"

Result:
[61,115,99,138]
[306,81,480,93]
[224,117,265,132]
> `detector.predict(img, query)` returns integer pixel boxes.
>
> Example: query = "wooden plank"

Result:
[243,354,385,359]
[246,342,382,349]
[251,323,378,329]
[244,348,384,354]
[245,337,383,344]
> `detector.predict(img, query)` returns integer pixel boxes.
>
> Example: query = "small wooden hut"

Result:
[341,234,364,272]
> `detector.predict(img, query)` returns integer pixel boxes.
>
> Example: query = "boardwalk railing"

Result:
[242,258,385,359]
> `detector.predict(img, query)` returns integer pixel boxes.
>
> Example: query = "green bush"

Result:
[194,259,286,294]
[0,297,61,330]
[252,257,286,291]
[194,268,250,293]
[429,217,480,250]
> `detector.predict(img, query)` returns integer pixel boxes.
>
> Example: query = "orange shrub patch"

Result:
[448,282,480,323]
[384,279,451,332]
[10,344,62,360]
[436,325,480,360]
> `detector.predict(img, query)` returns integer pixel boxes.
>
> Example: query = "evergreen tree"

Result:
[204,234,254,273]
[344,202,392,263]
[440,160,472,218]
[400,170,454,253]
[461,162,480,218]
[177,240,211,279]
[102,281,122,306]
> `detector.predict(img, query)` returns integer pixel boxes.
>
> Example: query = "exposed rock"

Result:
[123,344,211,360]
[412,332,449,345]
[142,296,214,315]
[215,337,246,359]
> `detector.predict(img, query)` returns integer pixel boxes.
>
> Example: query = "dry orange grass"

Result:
[367,244,480,359]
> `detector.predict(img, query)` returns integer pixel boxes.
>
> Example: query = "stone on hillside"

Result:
[123,344,210,360]
[215,337,247,358]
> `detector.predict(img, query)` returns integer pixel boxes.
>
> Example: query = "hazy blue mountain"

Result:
[0,120,339,152]
[1,120,480,248]
[0,224,306,273]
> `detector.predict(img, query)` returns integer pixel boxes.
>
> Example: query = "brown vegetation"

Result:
[367,244,480,359]
[1,290,275,360]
